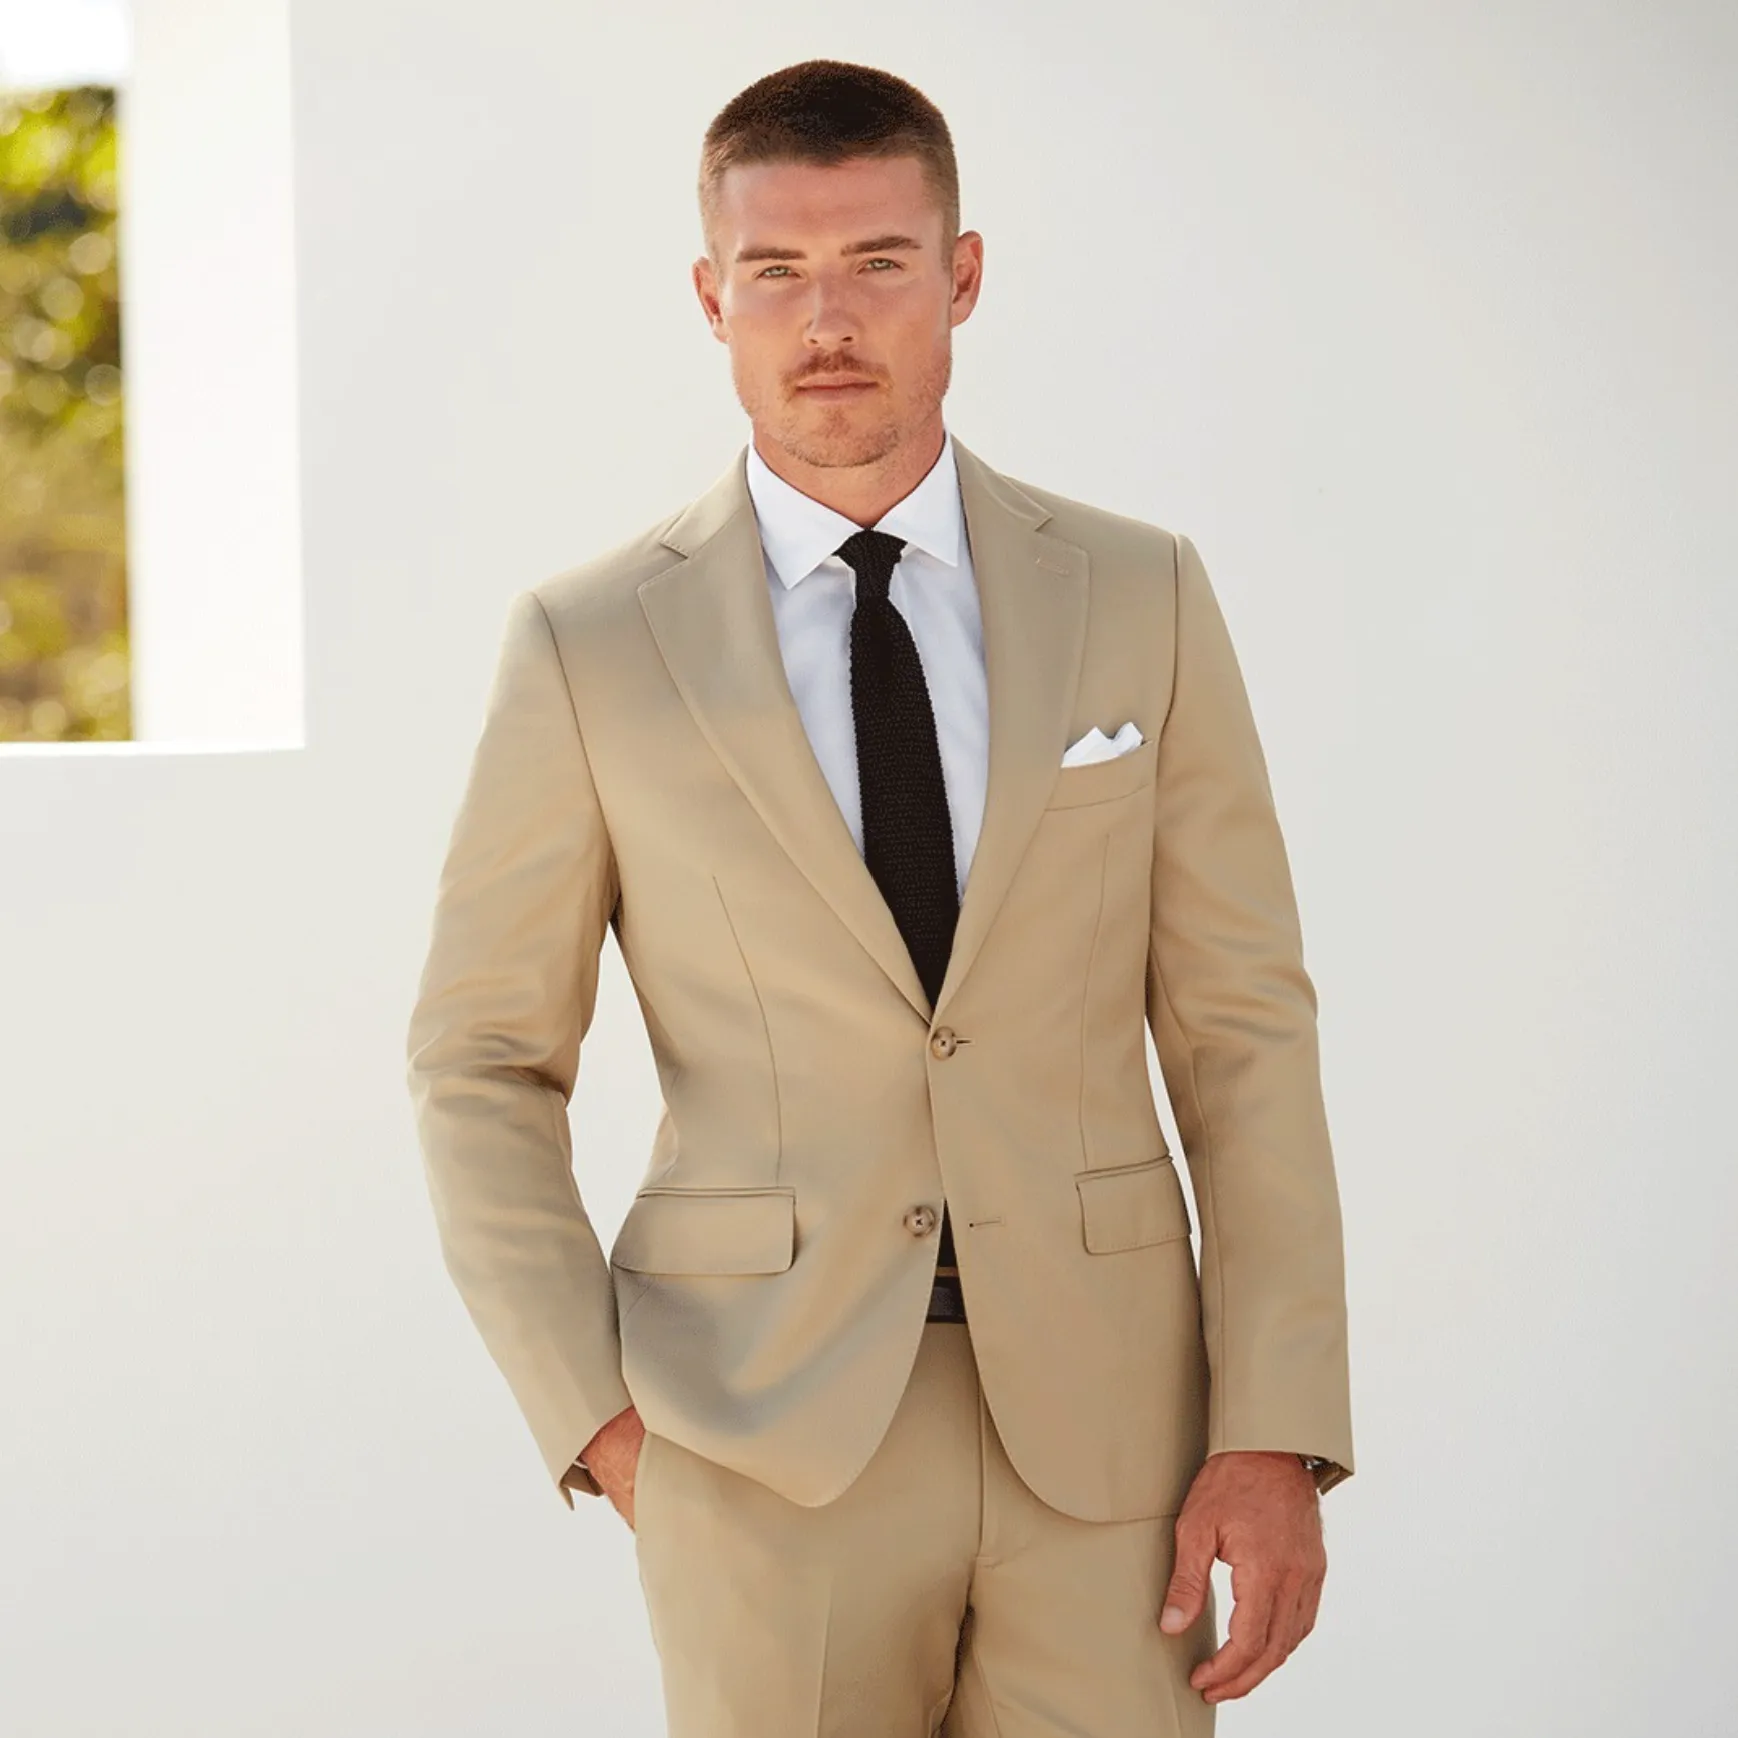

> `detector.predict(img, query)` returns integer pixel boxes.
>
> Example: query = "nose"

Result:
[802,278,861,351]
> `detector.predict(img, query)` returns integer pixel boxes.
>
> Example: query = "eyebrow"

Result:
[734,233,925,266]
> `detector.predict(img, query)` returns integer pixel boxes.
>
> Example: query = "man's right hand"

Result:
[578,1404,647,1528]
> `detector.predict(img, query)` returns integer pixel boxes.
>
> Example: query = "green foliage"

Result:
[0,84,129,742]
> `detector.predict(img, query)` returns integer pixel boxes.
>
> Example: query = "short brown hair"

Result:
[698,59,960,268]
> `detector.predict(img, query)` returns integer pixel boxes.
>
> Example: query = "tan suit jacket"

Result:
[405,436,1354,1520]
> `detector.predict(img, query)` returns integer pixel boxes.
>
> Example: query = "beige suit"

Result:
[407,434,1352,1629]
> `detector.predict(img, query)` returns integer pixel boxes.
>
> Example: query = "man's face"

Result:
[694,154,982,470]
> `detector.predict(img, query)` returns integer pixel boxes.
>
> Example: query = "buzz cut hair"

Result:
[698,59,960,270]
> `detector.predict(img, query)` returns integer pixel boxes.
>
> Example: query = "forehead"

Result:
[713,155,939,252]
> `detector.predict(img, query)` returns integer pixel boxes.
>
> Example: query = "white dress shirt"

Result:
[745,428,988,904]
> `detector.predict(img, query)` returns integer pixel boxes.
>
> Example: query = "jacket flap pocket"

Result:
[1045,736,1159,810]
[612,1187,796,1275]
[1076,1155,1191,1253]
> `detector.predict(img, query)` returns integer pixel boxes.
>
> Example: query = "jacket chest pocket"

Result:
[1043,736,1159,811]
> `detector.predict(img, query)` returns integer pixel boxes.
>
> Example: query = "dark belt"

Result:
[926,1270,967,1322]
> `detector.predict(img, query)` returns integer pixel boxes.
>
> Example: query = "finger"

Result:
[1159,1519,1219,1633]
[1203,1575,1308,1703]
[1190,1564,1276,1692]
[1201,1638,1289,1705]
[1265,1573,1308,1664]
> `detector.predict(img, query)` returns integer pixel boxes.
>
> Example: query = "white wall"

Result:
[2,2,1733,1733]
[122,0,304,746]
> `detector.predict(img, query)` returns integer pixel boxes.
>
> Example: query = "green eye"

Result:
[755,258,901,278]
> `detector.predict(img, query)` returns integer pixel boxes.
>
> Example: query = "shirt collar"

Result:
[745,426,964,590]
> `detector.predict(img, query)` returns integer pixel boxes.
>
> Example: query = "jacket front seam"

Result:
[1077,828,1112,1171]
[712,872,783,1188]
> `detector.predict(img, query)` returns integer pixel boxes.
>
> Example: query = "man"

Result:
[407,57,1353,1737]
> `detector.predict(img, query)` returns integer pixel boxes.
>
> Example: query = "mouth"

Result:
[798,379,878,395]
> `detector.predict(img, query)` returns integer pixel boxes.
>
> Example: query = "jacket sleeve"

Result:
[1145,533,1355,1494]
[406,587,633,1508]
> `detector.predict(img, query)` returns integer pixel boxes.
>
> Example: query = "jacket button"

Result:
[904,1204,939,1237]
[929,1026,958,1059]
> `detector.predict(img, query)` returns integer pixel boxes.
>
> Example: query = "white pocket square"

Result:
[1060,721,1144,767]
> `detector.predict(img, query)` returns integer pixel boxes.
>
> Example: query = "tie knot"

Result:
[834,527,907,603]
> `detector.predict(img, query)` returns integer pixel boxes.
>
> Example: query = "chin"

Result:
[779,405,903,469]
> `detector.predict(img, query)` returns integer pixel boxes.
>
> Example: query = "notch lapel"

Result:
[636,436,1089,1026]
[938,439,1089,1020]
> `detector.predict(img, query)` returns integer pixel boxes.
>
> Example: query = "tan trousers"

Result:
[632,1318,1218,1737]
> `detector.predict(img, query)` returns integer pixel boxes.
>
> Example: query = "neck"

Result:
[751,414,946,527]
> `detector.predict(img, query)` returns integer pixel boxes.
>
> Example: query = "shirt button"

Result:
[930,1027,958,1059]
[904,1204,940,1237]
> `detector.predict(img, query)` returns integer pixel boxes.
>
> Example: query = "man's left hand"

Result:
[1158,1449,1327,1704]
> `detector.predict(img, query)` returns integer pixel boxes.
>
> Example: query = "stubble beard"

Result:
[747,345,953,472]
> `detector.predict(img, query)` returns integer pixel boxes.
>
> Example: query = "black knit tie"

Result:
[837,526,959,1272]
